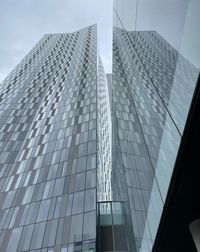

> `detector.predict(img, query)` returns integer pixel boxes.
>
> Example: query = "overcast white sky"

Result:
[0,0,113,82]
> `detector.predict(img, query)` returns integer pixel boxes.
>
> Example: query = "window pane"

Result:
[69,214,83,243]
[43,219,58,247]
[37,199,51,222]
[77,157,86,172]
[83,211,96,240]
[25,202,40,224]
[2,190,15,209]
[54,197,62,218]
[53,177,65,197]
[87,141,96,154]
[66,194,73,216]
[6,227,22,252]
[84,188,96,212]
[18,224,34,251]
[30,222,46,250]
[42,180,54,199]
[72,191,84,214]
[22,185,35,205]
[86,170,96,188]
[75,172,85,191]
[87,154,96,170]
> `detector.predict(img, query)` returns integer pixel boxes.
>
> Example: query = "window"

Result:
[42,180,54,199]
[77,156,86,172]
[66,194,73,216]
[17,224,34,251]
[2,190,16,209]
[30,222,46,250]
[69,214,83,243]
[6,227,23,252]
[53,177,65,197]
[86,170,96,188]
[25,201,40,224]
[87,154,96,170]
[37,199,51,222]
[43,219,58,247]
[75,172,85,191]
[72,191,84,214]
[83,211,96,239]
[84,188,96,212]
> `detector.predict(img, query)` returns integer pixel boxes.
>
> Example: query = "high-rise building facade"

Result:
[1,2,200,252]
[97,59,112,202]
[112,0,200,251]
[0,25,106,252]
[112,26,199,252]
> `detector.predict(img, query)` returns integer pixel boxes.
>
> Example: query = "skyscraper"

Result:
[97,58,112,202]
[112,1,200,251]
[0,25,104,252]
[0,2,200,251]
[112,26,199,252]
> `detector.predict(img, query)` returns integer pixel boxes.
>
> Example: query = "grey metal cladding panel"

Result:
[0,25,97,252]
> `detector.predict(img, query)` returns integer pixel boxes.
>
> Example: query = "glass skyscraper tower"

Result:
[0,1,200,252]
[0,25,106,251]
[112,0,200,251]
[112,26,199,251]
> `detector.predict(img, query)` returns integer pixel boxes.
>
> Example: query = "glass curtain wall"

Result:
[113,0,200,251]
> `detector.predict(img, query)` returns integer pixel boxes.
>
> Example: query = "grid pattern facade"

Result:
[97,59,112,202]
[128,30,199,133]
[0,14,199,252]
[112,26,199,251]
[0,25,97,252]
